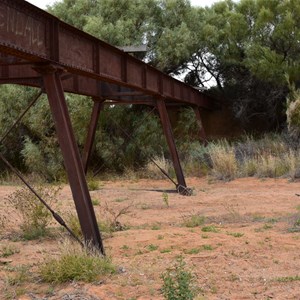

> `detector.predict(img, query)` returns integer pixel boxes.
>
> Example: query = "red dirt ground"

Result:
[1,177,300,299]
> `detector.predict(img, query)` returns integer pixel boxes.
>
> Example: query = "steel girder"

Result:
[0,0,213,252]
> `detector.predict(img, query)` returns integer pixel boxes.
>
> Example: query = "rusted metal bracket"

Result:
[36,64,105,255]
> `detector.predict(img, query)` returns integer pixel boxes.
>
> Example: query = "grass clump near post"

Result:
[161,256,198,300]
[208,141,237,181]
[182,214,205,228]
[39,240,116,283]
[5,185,61,240]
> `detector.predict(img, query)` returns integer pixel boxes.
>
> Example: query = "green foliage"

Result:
[6,185,60,239]
[161,256,197,300]
[184,248,201,255]
[201,225,219,233]
[226,232,244,238]
[0,245,19,258]
[286,85,300,138]
[91,198,100,206]
[182,214,205,228]
[48,0,196,74]
[3,0,300,181]
[39,241,116,283]
[87,179,101,191]
[275,275,300,283]
[6,265,30,286]
[65,212,83,238]
[147,244,159,251]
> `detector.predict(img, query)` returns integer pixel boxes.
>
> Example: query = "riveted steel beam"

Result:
[82,99,104,174]
[37,65,104,254]
[156,99,186,188]
[0,0,213,109]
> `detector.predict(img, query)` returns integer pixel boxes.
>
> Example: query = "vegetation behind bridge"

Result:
[1,0,300,181]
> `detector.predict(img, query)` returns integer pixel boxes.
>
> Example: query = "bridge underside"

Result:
[0,0,214,254]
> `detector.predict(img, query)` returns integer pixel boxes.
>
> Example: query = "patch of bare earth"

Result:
[1,177,300,299]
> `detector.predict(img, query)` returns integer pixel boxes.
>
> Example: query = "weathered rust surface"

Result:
[0,0,213,109]
[39,66,105,254]
[156,99,186,188]
[82,99,104,174]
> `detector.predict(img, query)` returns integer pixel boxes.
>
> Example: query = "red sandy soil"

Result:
[1,177,300,299]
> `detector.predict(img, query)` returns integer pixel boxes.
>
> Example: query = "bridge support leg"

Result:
[39,66,105,255]
[82,99,104,174]
[156,99,188,193]
[194,106,207,145]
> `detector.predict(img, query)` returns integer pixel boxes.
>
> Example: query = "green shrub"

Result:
[65,213,83,238]
[87,179,101,191]
[6,185,60,239]
[0,245,19,257]
[182,215,205,228]
[201,225,219,233]
[161,256,197,300]
[39,241,116,283]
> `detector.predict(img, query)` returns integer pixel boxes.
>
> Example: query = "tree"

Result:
[48,0,198,71]
[183,0,300,129]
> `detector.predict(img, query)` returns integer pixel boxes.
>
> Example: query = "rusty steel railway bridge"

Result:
[0,0,214,254]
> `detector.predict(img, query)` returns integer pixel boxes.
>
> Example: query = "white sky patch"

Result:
[26,0,220,10]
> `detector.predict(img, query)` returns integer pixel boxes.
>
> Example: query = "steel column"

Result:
[82,99,104,174]
[194,106,207,145]
[156,99,187,188]
[38,65,104,254]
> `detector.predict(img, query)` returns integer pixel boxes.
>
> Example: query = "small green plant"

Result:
[263,224,273,230]
[6,265,30,286]
[157,235,164,240]
[202,244,213,251]
[226,232,244,238]
[160,248,172,253]
[294,218,300,226]
[287,216,300,232]
[39,240,116,283]
[182,214,205,228]
[121,245,130,250]
[6,185,60,240]
[65,213,82,238]
[184,248,201,255]
[275,275,300,282]
[255,224,273,232]
[99,201,132,233]
[87,179,101,191]
[0,245,19,258]
[161,256,197,300]
[201,225,219,233]
[162,192,169,207]
[147,244,159,251]
[91,198,100,206]
[151,223,161,230]
[114,197,128,203]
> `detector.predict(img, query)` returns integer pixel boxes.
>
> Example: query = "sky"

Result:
[26,0,219,10]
